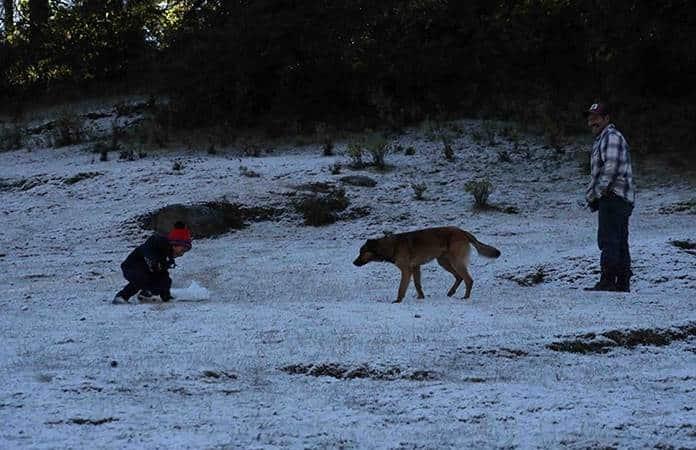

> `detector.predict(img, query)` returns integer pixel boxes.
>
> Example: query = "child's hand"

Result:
[145,257,163,273]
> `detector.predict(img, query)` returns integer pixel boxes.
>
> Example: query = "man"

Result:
[583,102,635,292]
[112,221,192,304]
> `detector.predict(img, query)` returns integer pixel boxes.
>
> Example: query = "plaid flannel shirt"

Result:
[586,124,635,204]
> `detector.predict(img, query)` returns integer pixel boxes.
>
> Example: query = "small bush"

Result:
[53,110,84,147]
[322,138,334,156]
[172,160,184,171]
[241,142,261,157]
[464,178,493,208]
[471,130,483,144]
[64,172,101,185]
[0,123,24,151]
[481,120,497,145]
[329,162,342,175]
[543,115,565,153]
[404,146,416,155]
[498,150,512,162]
[92,141,112,161]
[501,125,520,143]
[365,134,390,170]
[412,182,427,200]
[293,188,349,226]
[442,135,454,161]
[346,142,364,168]
[239,165,260,177]
[131,114,169,148]
[119,149,137,161]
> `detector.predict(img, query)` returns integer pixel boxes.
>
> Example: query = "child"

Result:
[112,221,192,304]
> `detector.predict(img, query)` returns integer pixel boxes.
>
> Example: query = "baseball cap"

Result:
[583,102,610,117]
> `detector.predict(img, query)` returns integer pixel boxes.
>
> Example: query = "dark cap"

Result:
[583,102,610,117]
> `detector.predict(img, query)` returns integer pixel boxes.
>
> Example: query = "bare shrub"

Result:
[322,138,334,156]
[240,141,261,157]
[442,135,454,161]
[120,149,138,161]
[464,178,493,208]
[346,142,364,168]
[293,188,349,226]
[129,117,168,148]
[404,146,416,155]
[543,115,565,153]
[0,123,24,151]
[498,150,512,162]
[481,120,497,146]
[329,162,342,175]
[365,134,390,170]
[412,182,427,200]
[239,165,260,177]
[53,110,84,147]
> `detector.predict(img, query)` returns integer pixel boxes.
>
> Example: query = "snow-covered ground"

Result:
[1,111,694,449]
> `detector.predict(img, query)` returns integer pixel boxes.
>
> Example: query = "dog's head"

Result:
[353,239,382,266]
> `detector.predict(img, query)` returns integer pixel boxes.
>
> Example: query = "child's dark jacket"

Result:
[123,234,175,274]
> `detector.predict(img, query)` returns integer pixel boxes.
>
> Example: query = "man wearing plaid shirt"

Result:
[583,102,635,292]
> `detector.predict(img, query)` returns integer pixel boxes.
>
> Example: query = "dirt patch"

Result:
[547,322,696,354]
[64,171,102,185]
[280,363,438,381]
[292,188,350,226]
[500,266,549,286]
[340,175,377,187]
[0,175,51,192]
[659,199,696,214]
[294,181,337,193]
[459,346,529,358]
[138,201,283,238]
[200,370,237,381]
[670,240,696,255]
[46,417,119,426]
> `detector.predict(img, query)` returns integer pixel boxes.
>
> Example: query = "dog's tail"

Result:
[463,231,501,258]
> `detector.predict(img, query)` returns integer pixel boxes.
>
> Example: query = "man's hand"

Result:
[587,199,599,212]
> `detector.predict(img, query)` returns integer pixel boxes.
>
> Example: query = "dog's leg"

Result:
[451,260,474,299]
[413,266,425,299]
[438,257,462,297]
[394,267,412,303]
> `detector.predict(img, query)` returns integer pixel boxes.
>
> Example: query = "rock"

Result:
[340,175,377,187]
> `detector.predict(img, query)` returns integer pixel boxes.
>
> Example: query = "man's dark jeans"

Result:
[116,258,172,300]
[597,194,633,282]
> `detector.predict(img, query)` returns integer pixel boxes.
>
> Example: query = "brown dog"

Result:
[353,227,500,303]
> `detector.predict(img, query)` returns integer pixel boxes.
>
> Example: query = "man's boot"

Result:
[615,270,632,293]
[584,269,617,292]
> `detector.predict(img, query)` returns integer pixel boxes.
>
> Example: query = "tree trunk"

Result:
[28,0,49,43]
[2,0,13,37]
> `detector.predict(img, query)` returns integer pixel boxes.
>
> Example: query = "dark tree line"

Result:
[1,0,695,153]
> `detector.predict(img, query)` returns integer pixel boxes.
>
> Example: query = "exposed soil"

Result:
[280,363,438,381]
[138,201,283,238]
[547,323,696,354]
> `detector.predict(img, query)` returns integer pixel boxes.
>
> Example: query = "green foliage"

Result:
[464,178,493,208]
[0,1,695,157]
[365,134,390,170]
[346,142,364,168]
